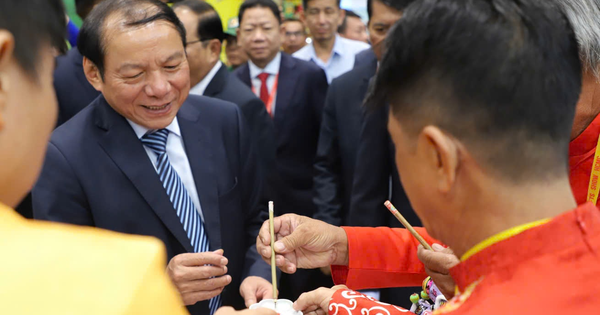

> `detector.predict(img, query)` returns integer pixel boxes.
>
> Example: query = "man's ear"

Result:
[209,39,222,61]
[420,126,460,193]
[83,57,103,92]
[0,30,16,132]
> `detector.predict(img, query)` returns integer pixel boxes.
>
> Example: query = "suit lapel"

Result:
[177,99,222,250]
[274,53,300,130]
[203,65,228,97]
[237,63,252,87]
[94,97,194,253]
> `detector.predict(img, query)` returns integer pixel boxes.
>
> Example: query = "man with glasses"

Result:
[281,18,306,55]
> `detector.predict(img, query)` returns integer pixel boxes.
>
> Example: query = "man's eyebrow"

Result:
[118,62,144,72]
[163,51,184,63]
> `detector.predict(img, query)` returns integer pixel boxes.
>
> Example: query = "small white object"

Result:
[249,299,302,315]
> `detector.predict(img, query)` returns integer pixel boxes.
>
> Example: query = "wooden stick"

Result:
[268,201,278,301]
[384,200,433,250]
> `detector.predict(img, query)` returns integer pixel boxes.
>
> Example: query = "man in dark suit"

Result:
[174,0,276,197]
[32,1,272,314]
[233,0,329,301]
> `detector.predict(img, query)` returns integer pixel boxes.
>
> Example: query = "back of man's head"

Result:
[553,0,600,79]
[370,0,581,183]
[78,0,186,79]
[173,0,225,45]
[0,0,66,78]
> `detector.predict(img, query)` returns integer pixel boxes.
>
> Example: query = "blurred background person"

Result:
[281,18,307,55]
[337,10,368,43]
[294,0,369,83]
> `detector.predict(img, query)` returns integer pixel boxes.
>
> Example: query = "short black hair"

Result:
[367,0,415,19]
[78,0,186,79]
[173,0,226,43]
[369,0,581,182]
[338,10,361,34]
[303,0,341,10]
[239,0,281,25]
[0,0,66,78]
[75,0,103,20]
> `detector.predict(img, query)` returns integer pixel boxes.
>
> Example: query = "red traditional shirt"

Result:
[569,113,600,205]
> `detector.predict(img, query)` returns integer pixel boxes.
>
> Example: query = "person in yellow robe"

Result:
[0,1,272,315]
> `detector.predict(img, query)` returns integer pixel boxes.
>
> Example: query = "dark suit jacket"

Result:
[353,48,376,68]
[233,53,328,217]
[203,64,277,197]
[313,51,378,226]
[53,47,101,126]
[32,95,270,314]
[348,105,421,228]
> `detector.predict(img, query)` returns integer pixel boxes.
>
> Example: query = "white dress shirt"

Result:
[189,61,223,96]
[127,118,204,221]
[293,35,370,83]
[249,52,281,115]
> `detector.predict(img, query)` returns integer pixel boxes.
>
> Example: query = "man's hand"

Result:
[256,214,349,274]
[293,285,348,315]
[214,306,276,315]
[167,249,232,305]
[240,276,274,307]
[417,244,459,299]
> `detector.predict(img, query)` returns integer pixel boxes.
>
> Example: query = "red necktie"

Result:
[257,72,271,114]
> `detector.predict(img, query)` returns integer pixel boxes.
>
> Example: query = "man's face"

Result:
[369,0,402,61]
[86,18,190,130]
[238,7,282,66]
[282,20,306,54]
[303,0,343,42]
[342,16,368,43]
[225,36,248,68]
[175,7,216,87]
[0,41,57,207]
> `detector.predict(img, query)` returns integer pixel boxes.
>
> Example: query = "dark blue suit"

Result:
[234,53,329,300]
[313,49,377,226]
[53,47,101,126]
[32,95,270,314]
[204,64,277,197]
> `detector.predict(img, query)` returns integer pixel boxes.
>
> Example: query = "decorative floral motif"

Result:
[329,290,411,315]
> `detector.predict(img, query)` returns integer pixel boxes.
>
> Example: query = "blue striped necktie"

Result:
[141,128,221,314]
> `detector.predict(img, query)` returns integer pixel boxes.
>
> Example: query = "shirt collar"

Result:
[127,117,181,139]
[308,34,344,62]
[249,52,281,78]
[189,61,222,96]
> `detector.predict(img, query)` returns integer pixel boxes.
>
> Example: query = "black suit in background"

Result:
[234,53,330,300]
[53,47,101,126]
[32,95,270,314]
[348,104,422,309]
[313,49,378,226]
[202,64,277,197]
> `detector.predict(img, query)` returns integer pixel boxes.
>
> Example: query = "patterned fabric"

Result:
[141,129,221,314]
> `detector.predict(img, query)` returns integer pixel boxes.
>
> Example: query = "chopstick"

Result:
[268,201,278,302]
[384,200,433,250]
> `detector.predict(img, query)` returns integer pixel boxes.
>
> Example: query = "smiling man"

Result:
[32,0,272,314]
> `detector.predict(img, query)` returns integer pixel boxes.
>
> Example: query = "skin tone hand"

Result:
[293,285,349,315]
[256,214,349,274]
[239,276,274,307]
[417,244,460,299]
[167,249,232,305]
[214,306,277,315]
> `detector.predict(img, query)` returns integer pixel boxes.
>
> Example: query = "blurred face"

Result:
[282,20,306,54]
[0,33,57,207]
[303,0,344,42]
[369,0,402,61]
[238,7,282,68]
[225,36,248,68]
[175,7,219,87]
[342,16,368,43]
[84,19,190,130]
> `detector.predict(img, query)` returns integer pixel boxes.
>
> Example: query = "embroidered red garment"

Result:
[328,203,600,314]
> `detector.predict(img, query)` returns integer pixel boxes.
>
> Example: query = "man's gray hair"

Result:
[555,0,600,79]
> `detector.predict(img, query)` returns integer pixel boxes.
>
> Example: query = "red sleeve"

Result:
[331,226,441,289]
[328,289,410,315]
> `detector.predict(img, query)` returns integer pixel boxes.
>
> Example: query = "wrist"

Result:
[333,226,349,266]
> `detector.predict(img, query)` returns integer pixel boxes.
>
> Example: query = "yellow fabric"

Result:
[0,203,188,315]
[460,218,551,261]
